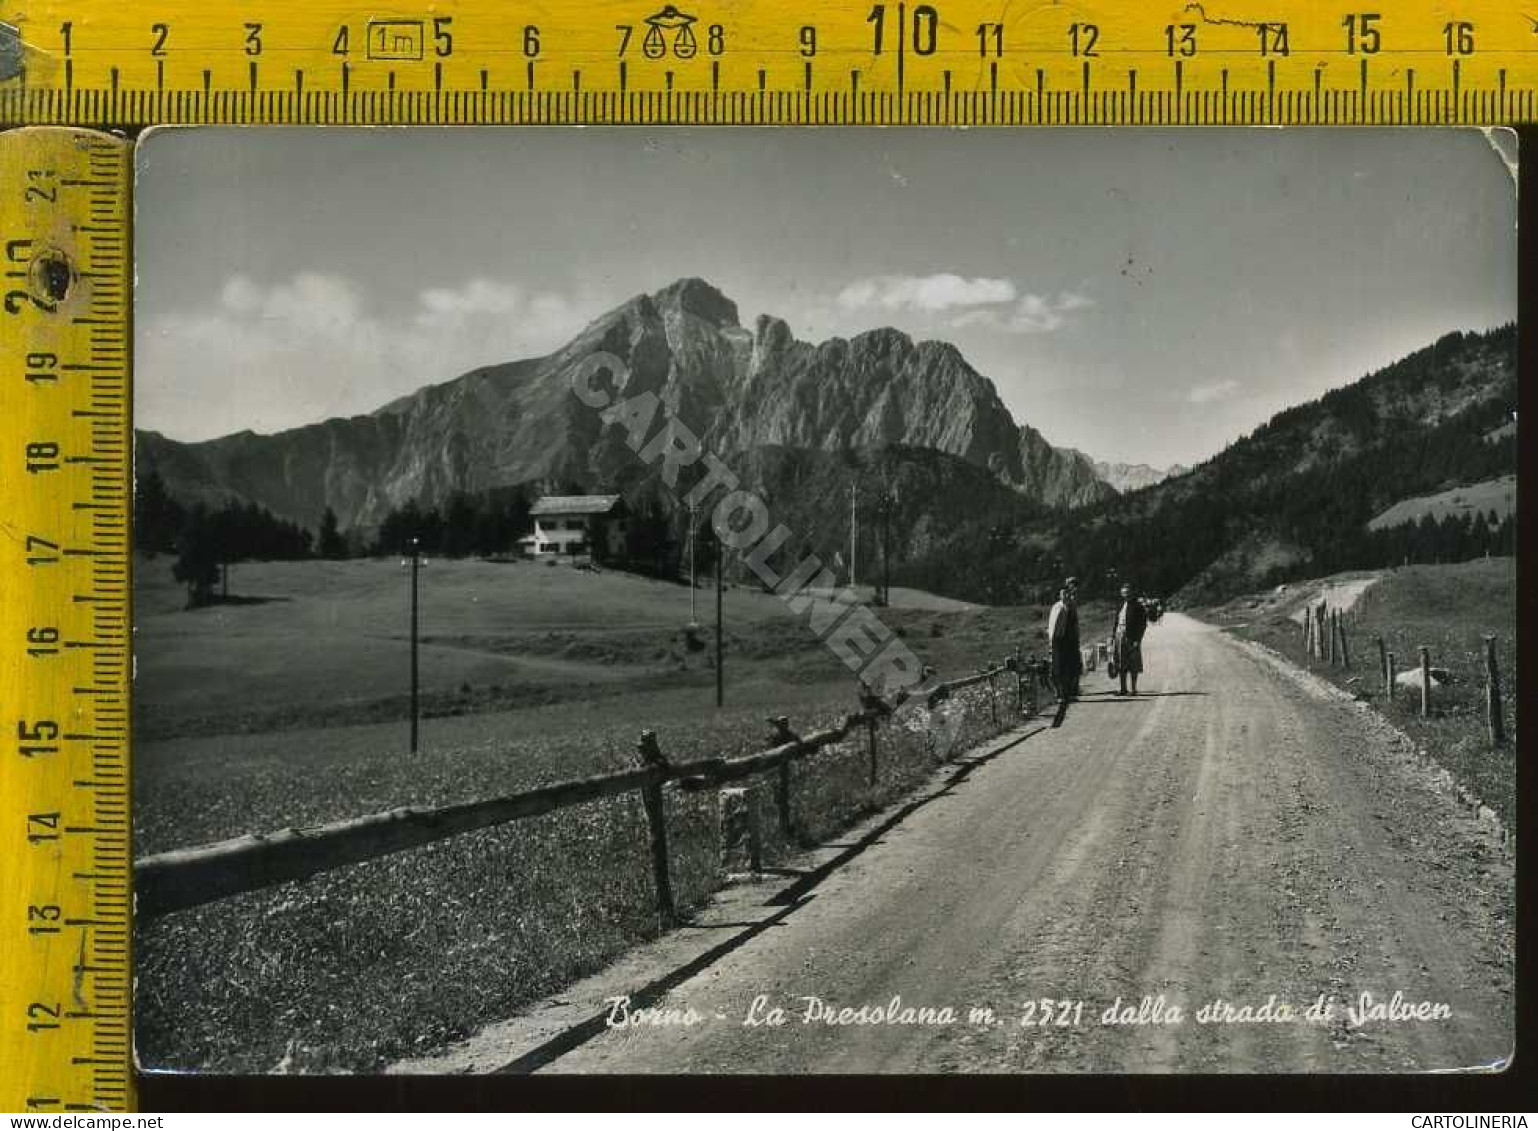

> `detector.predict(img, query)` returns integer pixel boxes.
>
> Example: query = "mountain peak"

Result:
[650,277,739,327]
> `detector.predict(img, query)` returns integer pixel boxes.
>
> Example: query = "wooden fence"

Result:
[137,654,1041,923]
[1301,597,1505,744]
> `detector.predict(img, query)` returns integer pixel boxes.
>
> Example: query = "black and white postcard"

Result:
[132,128,1516,1077]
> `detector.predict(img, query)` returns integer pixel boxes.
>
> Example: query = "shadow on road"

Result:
[494,721,1051,1074]
[1072,691,1210,701]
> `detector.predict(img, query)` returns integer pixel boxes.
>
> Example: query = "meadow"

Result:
[133,555,1047,1071]
[1211,556,1516,823]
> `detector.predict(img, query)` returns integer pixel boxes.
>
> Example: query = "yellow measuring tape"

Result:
[0,0,1535,123]
[0,126,132,1113]
[0,0,1530,1112]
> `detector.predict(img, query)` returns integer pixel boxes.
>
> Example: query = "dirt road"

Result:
[396,613,1514,1075]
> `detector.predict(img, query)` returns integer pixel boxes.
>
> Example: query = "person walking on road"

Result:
[1110,582,1148,696]
[1048,580,1082,703]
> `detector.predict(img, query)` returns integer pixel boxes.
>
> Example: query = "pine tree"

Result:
[317,507,347,559]
[133,467,185,556]
[171,504,222,608]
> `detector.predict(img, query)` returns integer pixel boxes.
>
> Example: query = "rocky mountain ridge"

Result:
[1092,460,1190,494]
[137,277,1114,530]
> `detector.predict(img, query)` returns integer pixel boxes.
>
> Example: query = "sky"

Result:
[136,128,1517,469]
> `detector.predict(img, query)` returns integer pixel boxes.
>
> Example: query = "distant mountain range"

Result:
[135,280,1516,604]
[137,277,1113,533]
[1052,324,1517,602]
[1091,460,1190,494]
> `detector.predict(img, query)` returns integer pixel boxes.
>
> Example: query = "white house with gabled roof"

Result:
[521,494,627,558]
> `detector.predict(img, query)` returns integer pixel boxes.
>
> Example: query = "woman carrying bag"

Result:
[1110,582,1148,696]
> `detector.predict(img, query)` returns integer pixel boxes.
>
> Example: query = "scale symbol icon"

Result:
[643,5,699,59]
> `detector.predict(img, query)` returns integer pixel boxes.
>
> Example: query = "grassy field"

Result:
[1366,474,1516,530]
[133,554,1096,850]
[134,555,1055,1071]
[136,557,995,741]
[1208,556,1516,823]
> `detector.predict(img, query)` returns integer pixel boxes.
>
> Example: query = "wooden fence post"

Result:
[720,786,764,875]
[867,716,879,786]
[1304,611,1313,660]
[987,669,998,726]
[1419,646,1432,718]
[768,716,795,840]
[1326,609,1336,665]
[1387,651,1396,701]
[1376,634,1388,692]
[1014,646,1024,715]
[1484,635,1505,747]
[635,730,676,925]
[1337,613,1350,670]
[1316,604,1327,660]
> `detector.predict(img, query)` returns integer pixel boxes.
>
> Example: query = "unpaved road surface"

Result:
[397,613,1514,1075]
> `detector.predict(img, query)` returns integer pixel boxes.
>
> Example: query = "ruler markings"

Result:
[2,127,132,1111]
[3,5,1536,1114]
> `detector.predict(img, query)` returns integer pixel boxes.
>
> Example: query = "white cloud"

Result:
[833,273,1094,335]
[413,278,580,345]
[418,278,527,320]
[837,273,1018,313]
[219,275,262,313]
[138,272,589,439]
[949,290,1095,334]
[1187,378,1241,405]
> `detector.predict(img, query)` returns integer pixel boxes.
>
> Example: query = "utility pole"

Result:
[881,493,892,607]
[715,532,725,709]
[405,537,422,754]
[687,501,698,625]
[849,483,858,592]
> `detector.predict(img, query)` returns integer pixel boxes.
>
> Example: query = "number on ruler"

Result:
[867,5,942,56]
[26,626,60,657]
[26,440,59,474]
[24,351,58,385]
[911,6,937,55]
[1443,21,1474,55]
[27,903,62,935]
[25,811,60,842]
[5,290,56,315]
[1069,23,1099,57]
[867,5,884,53]
[25,170,57,204]
[18,719,59,758]
[1342,13,1381,55]
[1165,23,1197,57]
[26,1002,62,1032]
[977,23,1003,57]
[24,534,58,566]
[1257,22,1290,56]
